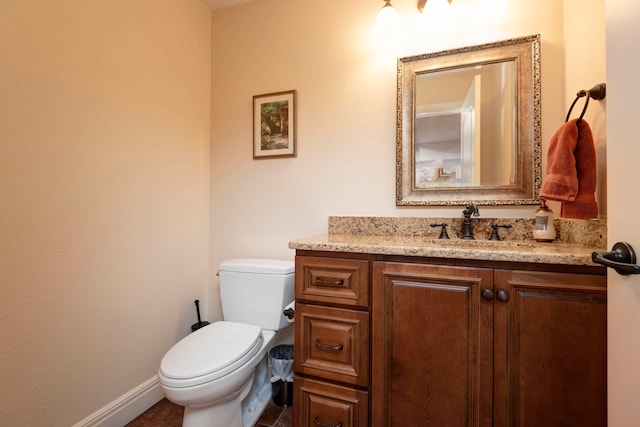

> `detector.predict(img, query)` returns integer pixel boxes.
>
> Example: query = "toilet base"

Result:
[181,356,273,427]
[182,371,250,427]
[241,356,273,427]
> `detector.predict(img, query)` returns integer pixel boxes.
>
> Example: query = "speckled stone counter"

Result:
[289,216,607,266]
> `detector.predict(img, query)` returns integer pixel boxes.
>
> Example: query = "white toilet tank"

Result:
[219,259,294,331]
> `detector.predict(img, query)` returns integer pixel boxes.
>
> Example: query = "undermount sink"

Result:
[428,239,539,250]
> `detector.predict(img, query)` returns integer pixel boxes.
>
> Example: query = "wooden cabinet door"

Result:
[295,256,370,308]
[372,262,494,427]
[294,376,369,427]
[295,303,370,387]
[493,270,607,427]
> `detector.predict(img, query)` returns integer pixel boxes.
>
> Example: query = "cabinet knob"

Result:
[481,289,495,300]
[314,416,343,427]
[496,290,510,302]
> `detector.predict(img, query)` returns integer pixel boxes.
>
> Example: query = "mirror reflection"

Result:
[415,61,516,187]
[397,35,541,206]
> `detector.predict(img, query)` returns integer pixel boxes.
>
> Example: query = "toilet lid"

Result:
[159,321,262,385]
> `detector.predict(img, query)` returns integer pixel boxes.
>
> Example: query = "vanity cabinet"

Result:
[492,269,607,427]
[372,262,607,427]
[293,251,606,427]
[293,255,371,427]
[371,262,494,426]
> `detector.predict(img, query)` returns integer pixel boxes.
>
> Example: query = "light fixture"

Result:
[373,0,402,50]
[377,0,398,19]
[375,0,401,30]
[417,0,452,13]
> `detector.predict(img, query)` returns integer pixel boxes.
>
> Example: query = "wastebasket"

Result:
[269,344,294,407]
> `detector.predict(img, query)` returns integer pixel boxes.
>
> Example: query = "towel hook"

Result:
[565,83,606,123]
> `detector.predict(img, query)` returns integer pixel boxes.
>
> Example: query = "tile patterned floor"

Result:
[125,398,292,427]
[255,400,293,427]
[125,399,182,427]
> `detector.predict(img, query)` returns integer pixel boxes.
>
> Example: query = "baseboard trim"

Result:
[72,375,164,427]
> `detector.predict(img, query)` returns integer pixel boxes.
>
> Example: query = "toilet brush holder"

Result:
[191,299,210,332]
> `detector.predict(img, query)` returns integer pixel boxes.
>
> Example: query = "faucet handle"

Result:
[430,223,450,239]
[489,223,513,241]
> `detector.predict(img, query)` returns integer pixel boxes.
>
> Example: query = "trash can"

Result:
[269,344,294,407]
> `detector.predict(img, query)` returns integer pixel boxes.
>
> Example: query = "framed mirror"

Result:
[396,35,541,206]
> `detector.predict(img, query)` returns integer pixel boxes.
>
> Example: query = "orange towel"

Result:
[539,119,598,219]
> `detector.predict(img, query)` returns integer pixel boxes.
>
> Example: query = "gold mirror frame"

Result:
[396,34,541,206]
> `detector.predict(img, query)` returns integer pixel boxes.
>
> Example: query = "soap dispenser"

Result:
[533,199,556,242]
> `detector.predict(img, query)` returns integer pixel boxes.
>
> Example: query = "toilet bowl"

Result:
[158,259,294,427]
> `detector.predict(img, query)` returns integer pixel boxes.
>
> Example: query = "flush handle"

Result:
[592,242,640,275]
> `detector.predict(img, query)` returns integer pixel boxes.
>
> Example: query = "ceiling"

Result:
[201,0,254,10]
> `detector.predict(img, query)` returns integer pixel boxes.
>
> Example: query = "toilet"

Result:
[158,259,295,427]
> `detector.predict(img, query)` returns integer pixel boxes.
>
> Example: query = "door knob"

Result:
[592,242,640,275]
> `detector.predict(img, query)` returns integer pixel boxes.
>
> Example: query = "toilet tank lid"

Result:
[219,258,294,274]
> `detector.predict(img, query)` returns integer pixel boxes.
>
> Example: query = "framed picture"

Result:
[253,90,296,159]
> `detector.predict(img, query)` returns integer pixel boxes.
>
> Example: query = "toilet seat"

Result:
[159,321,263,388]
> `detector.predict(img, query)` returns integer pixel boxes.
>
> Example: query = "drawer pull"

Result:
[315,277,344,286]
[314,416,343,427]
[315,339,344,351]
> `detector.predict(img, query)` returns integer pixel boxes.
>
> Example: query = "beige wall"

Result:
[563,0,608,216]
[210,0,606,314]
[0,1,211,425]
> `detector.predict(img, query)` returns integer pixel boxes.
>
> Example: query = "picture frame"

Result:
[253,90,296,159]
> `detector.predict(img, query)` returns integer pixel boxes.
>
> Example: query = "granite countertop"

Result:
[289,233,601,265]
[289,216,607,266]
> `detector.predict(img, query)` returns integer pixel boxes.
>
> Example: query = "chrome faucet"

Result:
[461,204,480,240]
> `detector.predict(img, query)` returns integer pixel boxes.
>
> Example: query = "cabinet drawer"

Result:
[294,376,369,427]
[295,303,369,387]
[295,256,370,308]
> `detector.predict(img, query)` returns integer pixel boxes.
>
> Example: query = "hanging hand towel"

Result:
[539,118,598,219]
